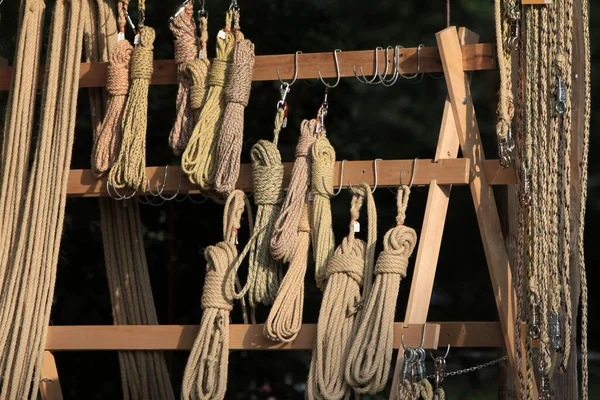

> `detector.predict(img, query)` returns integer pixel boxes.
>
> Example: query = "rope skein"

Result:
[182,190,251,400]
[186,15,211,123]
[108,26,155,191]
[182,11,244,190]
[346,185,417,394]
[307,182,377,400]
[91,39,133,176]
[214,39,256,197]
[169,3,198,155]
[310,135,336,291]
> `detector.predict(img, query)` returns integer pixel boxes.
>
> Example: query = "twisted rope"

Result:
[214,39,256,197]
[346,185,417,394]
[186,15,211,123]
[108,26,155,191]
[398,379,433,400]
[307,182,377,400]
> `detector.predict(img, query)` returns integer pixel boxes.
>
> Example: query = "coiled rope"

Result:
[214,39,256,197]
[169,2,198,155]
[182,10,244,191]
[398,379,433,400]
[307,182,377,400]
[186,14,211,123]
[108,25,156,191]
[346,185,417,394]
[182,190,252,400]
[265,119,319,342]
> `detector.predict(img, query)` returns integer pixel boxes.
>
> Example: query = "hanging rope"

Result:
[0,0,85,396]
[108,25,155,191]
[182,10,244,191]
[398,379,433,400]
[346,185,417,394]
[186,14,211,123]
[310,135,336,291]
[169,2,198,155]
[214,39,256,197]
[182,190,252,400]
[307,182,377,400]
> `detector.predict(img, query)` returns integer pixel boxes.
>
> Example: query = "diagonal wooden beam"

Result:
[40,351,63,400]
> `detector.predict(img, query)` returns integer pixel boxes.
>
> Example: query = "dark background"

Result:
[0,0,597,399]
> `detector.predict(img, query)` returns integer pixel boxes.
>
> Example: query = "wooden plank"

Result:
[40,351,63,400]
[66,159,473,197]
[436,26,523,392]
[0,44,496,91]
[45,323,441,351]
[522,0,551,4]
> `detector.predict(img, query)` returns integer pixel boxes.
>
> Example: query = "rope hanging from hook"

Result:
[306,182,377,400]
[346,184,417,394]
[186,13,212,123]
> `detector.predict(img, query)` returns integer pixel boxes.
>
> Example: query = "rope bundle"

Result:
[310,136,336,290]
[182,190,251,400]
[169,3,198,155]
[346,185,417,393]
[398,379,433,400]
[109,26,156,191]
[307,182,377,400]
[182,11,244,191]
[186,15,211,123]
[265,119,319,342]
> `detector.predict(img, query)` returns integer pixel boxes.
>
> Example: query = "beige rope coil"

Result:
[186,15,211,123]
[214,39,256,197]
[398,379,434,400]
[310,136,336,291]
[169,3,198,155]
[307,182,377,400]
[182,190,252,400]
[182,11,244,191]
[346,185,417,394]
[108,26,155,191]
[0,0,84,396]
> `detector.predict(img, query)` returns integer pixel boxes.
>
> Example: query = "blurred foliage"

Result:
[0,0,598,399]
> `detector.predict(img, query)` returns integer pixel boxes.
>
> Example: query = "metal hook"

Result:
[322,160,346,197]
[317,49,342,89]
[354,47,386,85]
[157,166,183,201]
[106,180,136,201]
[419,322,427,348]
[277,51,302,88]
[401,332,409,351]
[429,344,451,361]
[400,158,418,189]
[378,46,400,87]
[400,44,424,80]
[372,158,381,193]
[170,0,190,21]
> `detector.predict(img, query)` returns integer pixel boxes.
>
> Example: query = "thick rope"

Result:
[310,136,336,291]
[214,39,256,197]
[169,3,198,155]
[307,182,377,400]
[398,379,433,400]
[346,185,417,394]
[0,0,84,396]
[108,26,155,191]
[181,190,250,400]
[182,11,244,191]
[186,15,211,123]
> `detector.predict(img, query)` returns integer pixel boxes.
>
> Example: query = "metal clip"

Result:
[402,348,416,383]
[540,375,552,400]
[520,173,532,207]
[433,356,446,392]
[550,313,562,351]
[507,19,520,50]
[414,347,427,381]
[555,77,567,115]
[498,129,514,168]
[317,88,329,134]
[276,83,290,110]
[529,302,541,340]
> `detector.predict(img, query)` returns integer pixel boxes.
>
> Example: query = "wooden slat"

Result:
[0,44,495,91]
[522,0,551,4]
[45,323,441,351]
[66,159,474,197]
[436,26,525,393]
[40,351,63,400]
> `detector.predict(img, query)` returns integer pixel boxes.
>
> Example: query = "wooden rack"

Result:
[0,25,530,399]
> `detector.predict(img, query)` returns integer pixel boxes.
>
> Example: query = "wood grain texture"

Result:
[0,44,495,90]
[40,351,63,400]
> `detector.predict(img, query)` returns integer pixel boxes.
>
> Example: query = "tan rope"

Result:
[182,190,251,400]
[307,182,377,400]
[182,11,244,191]
[214,39,256,197]
[310,136,336,291]
[169,2,198,155]
[108,25,155,191]
[398,379,433,400]
[346,185,417,394]
[0,0,84,396]
[186,15,211,123]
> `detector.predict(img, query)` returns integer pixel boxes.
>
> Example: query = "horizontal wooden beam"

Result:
[0,44,495,91]
[67,159,515,198]
[44,323,443,351]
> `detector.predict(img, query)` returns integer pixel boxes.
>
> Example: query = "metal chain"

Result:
[426,356,508,380]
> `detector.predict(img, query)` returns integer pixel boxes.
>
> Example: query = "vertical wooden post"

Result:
[40,351,63,400]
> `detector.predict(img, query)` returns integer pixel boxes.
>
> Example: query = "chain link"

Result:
[426,356,507,380]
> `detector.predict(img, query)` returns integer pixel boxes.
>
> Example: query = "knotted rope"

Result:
[108,26,155,191]
[398,379,433,400]
[310,136,336,291]
[307,182,377,400]
[182,190,252,400]
[228,109,286,310]
[182,10,244,191]
[214,39,256,197]
[346,185,417,394]
[186,15,211,122]
[169,2,198,155]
